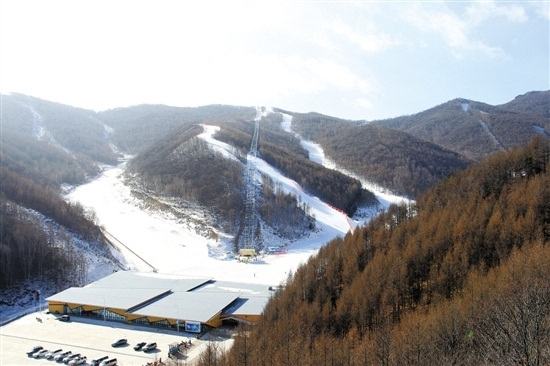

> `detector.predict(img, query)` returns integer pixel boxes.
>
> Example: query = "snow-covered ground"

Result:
[65,111,406,285]
[1,110,408,324]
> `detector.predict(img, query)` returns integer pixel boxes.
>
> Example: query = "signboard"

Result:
[239,248,256,257]
[185,321,201,333]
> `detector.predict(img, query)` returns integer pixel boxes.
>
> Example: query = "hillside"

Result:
[497,90,550,117]
[374,91,550,162]
[98,104,256,154]
[220,136,550,366]
[126,124,246,235]
[213,112,376,215]
[0,94,121,291]
[285,112,472,198]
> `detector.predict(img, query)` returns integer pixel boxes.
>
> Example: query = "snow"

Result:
[68,111,368,284]
[64,114,360,287]
[280,112,410,220]
[533,125,550,137]
[1,109,409,324]
[478,120,505,151]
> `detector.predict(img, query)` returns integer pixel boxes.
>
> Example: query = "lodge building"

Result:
[46,271,271,334]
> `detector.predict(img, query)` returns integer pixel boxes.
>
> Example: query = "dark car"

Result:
[133,342,146,351]
[59,315,71,322]
[26,345,43,356]
[111,338,127,347]
[90,355,109,366]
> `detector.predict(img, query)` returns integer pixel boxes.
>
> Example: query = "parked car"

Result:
[111,338,127,347]
[68,356,87,365]
[143,342,157,352]
[59,315,71,322]
[26,345,43,356]
[99,358,117,366]
[45,348,63,359]
[90,355,109,366]
[133,342,146,351]
[33,349,48,358]
[63,353,80,364]
[54,350,72,361]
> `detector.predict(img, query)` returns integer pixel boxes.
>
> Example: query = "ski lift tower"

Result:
[241,111,261,253]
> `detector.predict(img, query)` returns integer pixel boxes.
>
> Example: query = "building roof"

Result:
[47,287,171,310]
[46,271,272,324]
[193,280,271,316]
[130,291,241,323]
[85,271,210,292]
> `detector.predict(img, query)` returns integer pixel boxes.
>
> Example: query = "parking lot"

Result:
[0,311,225,366]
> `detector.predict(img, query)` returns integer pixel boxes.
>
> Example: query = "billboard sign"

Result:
[185,321,201,333]
[239,248,256,257]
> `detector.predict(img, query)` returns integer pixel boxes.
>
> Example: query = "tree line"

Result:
[196,135,550,366]
[0,200,95,289]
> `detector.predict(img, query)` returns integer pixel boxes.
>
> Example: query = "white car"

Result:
[45,348,63,359]
[54,350,72,361]
[69,356,87,365]
[54,350,71,361]
[63,353,80,364]
[33,349,48,358]
[143,342,157,352]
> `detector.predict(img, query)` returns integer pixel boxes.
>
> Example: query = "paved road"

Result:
[0,312,211,366]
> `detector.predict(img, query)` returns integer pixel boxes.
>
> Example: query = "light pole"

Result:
[101,297,106,322]
[175,305,179,332]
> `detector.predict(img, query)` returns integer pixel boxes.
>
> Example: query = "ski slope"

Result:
[67,111,406,288]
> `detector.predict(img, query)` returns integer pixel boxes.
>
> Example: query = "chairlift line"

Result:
[241,108,262,251]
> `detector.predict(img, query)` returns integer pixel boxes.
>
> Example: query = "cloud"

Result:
[327,18,401,53]
[466,1,528,25]
[530,2,550,20]
[276,56,374,96]
[401,2,525,58]
[354,98,373,110]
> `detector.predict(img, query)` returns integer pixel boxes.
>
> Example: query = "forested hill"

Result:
[220,136,550,366]
[98,104,256,154]
[0,94,117,290]
[285,111,471,198]
[213,113,377,215]
[373,90,550,162]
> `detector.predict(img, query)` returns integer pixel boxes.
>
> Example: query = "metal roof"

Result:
[46,271,273,323]
[46,287,170,310]
[85,271,210,292]
[222,296,270,316]
[193,280,272,316]
[130,291,241,323]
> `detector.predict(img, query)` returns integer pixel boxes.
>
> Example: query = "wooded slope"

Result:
[98,104,256,154]
[214,113,376,215]
[287,112,471,198]
[218,136,550,366]
[374,91,550,162]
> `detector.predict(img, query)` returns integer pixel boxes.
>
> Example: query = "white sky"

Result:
[1,0,549,120]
